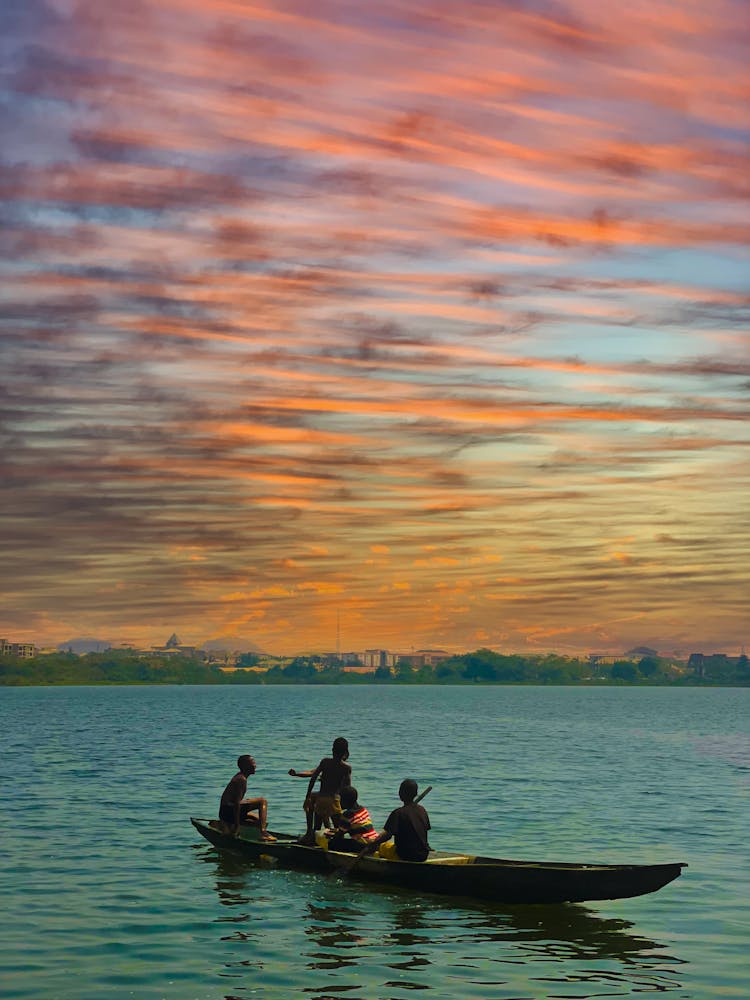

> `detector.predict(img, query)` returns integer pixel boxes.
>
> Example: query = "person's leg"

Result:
[241,797,275,840]
[238,802,260,826]
[313,790,335,836]
[299,792,319,844]
[315,807,331,830]
[327,833,358,853]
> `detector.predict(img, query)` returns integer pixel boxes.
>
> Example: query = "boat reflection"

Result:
[195,845,687,998]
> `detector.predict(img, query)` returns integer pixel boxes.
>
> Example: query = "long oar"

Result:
[334,784,433,879]
[414,785,432,805]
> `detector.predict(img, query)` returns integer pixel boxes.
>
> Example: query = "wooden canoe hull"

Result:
[190,818,685,904]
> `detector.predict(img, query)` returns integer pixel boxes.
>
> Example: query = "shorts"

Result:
[377,840,427,862]
[219,803,236,824]
[219,802,258,825]
[313,794,342,819]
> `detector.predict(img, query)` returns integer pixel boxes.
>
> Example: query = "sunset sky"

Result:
[2,0,748,656]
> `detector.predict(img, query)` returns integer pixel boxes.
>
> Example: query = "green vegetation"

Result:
[1,647,748,686]
[0,649,227,686]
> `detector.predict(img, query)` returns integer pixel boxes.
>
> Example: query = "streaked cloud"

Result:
[1,0,748,654]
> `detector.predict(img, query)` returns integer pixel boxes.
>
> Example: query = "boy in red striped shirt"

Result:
[326,786,379,852]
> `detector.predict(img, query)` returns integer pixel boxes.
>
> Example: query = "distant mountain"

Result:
[202,636,265,654]
[58,637,113,654]
[626,646,659,658]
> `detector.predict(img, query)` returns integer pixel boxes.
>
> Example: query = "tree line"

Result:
[1,647,748,686]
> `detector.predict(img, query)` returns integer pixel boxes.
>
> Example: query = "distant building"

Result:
[150,634,203,659]
[363,649,389,668]
[415,649,450,666]
[0,639,37,658]
[361,648,451,669]
[204,649,236,664]
[589,650,648,667]
[688,652,741,677]
[57,638,112,654]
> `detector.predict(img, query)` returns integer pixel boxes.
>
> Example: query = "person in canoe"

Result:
[289,736,351,844]
[360,778,431,862]
[325,786,380,852]
[219,754,276,842]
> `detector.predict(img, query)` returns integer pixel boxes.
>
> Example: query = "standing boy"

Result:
[290,737,351,844]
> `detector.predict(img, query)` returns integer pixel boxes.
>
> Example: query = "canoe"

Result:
[190,818,686,904]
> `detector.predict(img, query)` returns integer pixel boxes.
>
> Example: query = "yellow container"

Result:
[377,840,399,860]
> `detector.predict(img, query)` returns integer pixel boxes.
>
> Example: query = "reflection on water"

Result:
[197,847,687,999]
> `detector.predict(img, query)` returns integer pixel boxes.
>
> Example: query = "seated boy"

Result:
[218,754,276,841]
[361,778,431,862]
[326,786,379,852]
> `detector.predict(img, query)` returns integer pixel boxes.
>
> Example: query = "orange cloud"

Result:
[3,0,747,654]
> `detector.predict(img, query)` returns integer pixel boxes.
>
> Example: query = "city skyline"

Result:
[2,2,748,655]
[2,628,744,661]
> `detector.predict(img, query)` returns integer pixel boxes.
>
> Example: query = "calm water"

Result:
[1,685,748,999]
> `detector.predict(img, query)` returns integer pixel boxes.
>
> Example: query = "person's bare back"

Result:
[296,737,351,843]
[317,756,351,796]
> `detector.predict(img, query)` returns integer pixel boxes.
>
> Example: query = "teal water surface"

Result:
[1,685,748,999]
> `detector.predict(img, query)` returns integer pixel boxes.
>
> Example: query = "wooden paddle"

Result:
[414,785,432,805]
[332,784,433,878]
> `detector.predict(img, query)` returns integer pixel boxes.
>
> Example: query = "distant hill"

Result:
[202,636,265,654]
[58,637,113,654]
[626,646,659,658]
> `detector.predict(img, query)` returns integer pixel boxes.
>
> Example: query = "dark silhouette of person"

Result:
[365,778,431,861]
[218,754,276,841]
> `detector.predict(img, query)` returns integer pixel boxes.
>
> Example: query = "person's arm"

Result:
[331,812,350,831]
[288,768,315,778]
[354,809,398,859]
[304,761,323,804]
[354,828,390,860]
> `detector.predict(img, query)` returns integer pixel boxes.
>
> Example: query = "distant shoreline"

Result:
[3,681,747,688]
[2,676,747,689]
[2,648,747,687]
